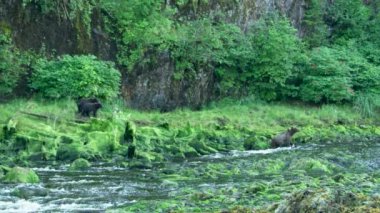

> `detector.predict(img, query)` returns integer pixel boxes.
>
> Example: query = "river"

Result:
[0,139,379,212]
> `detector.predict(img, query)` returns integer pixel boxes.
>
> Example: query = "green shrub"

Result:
[302,0,328,48]
[300,47,354,103]
[354,92,380,118]
[247,18,306,101]
[0,33,25,97]
[300,45,380,104]
[30,55,121,99]
[3,167,39,183]
[173,20,250,89]
[325,0,370,43]
[101,0,175,71]
[69,158,91,171]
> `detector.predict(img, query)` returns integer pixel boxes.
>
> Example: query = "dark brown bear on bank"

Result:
[271,127,299,148]
[77,98,102,117]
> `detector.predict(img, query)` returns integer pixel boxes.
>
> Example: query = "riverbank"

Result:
[1,98,380,211]
[0,98,379,168]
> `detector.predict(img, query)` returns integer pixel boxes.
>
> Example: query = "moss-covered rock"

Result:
[0,165,10,179]
[69,158,91,171]
[86,131,120,157]
[245,182,267,195]
[243,136,269,150]
[3,118,17,139]
[2,167,39,183]
[289,158,333,177]
[128,159,153,169]
[11,185,48,199]
[57,142,88,161]
[121,121,136,144]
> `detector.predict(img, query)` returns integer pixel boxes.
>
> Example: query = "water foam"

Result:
[0,200,41,212]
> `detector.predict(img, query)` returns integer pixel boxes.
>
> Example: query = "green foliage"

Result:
[300,47,353,103]
[0,33,25,97]
[173,20,249,84]
[101,0,175,71]
[172,17,306,101]
[22,0,95,35]
[354,92,380,118]
[325,0,371,44]
[69,158,91,171]
[247,18,306,100]
[172,19,221,79]
[302,0,328,48]
[30,55,121,99]
[10,0,380,111]
[3,167,39,183]
[357,12,380,65]
[300,45,380,104]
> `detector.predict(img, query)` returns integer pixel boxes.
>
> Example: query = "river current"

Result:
[0,140,379,212]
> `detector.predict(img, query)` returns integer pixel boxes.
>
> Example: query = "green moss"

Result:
[86,131,120,157]
[290,158,333,177]
[128,159,153,169]
[57,142,88,161]
[1,98,380,167]
[122,121,136,144]
[2,167,39,183]
[69,158,91,171]
[245,183,268,195]
[3,118,17,139]
[244,136,270,150]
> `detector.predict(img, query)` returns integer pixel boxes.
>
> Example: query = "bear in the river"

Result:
[271,127,299,148]
[77,98,102,117]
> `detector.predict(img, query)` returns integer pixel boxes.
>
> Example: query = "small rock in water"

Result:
[11,185,49,199]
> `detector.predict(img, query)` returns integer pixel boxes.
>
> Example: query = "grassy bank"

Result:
[0,98,379,167]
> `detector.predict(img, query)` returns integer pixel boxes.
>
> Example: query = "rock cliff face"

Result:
[122,51,215,110]
[0,0,306,109]
[0,0,116,60]
[171,0,305,33]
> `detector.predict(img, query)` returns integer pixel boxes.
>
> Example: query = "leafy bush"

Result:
[101,0,175,71]
[172,20,251,92]
[300,46,380,104]
[172,19,225,80]
[247,18,306,101]
[302,0,328,48]
[0,33,25,97]
[300,47,353,103]
[30,55,121,99]
[357,12,380,65]
[325,0,370,43]
[180,17,307,100]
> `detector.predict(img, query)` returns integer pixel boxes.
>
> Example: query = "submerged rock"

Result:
[11,185,48,199]
[2,167,39,183]
[128,159,153,169]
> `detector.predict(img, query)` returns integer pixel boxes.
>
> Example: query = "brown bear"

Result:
[271,127,299,148]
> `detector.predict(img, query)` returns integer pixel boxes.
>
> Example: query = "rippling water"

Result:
[0,140,379,212]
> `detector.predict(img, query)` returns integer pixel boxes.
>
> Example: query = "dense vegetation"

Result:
[1,0,379,114]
